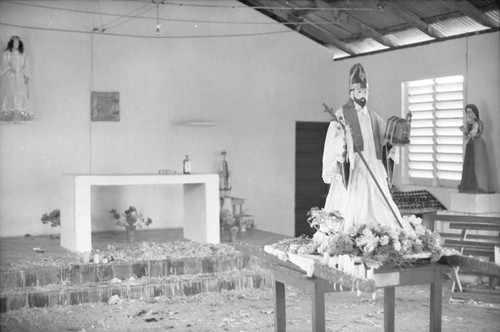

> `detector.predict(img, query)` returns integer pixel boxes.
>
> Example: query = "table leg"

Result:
[430,267,442,332]
[312,281,326,332]
[274,279,286,332]
[384,287,395,332]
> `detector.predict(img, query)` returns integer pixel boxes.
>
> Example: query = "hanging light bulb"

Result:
[155,1,161,34]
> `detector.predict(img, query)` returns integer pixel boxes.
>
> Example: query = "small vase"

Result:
[126,226,136,243]
[230,226,239,243]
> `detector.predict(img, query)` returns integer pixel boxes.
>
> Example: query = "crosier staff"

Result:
[323,103,403,229]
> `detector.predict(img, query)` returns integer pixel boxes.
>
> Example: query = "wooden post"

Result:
[384,287,396,332]
[274,279,286,332]
[312,281,326,332]
[430,266,443,332]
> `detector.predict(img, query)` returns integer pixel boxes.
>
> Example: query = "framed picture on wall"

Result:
[91,91,120,121]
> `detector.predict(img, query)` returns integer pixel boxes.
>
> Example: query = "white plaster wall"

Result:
[0,0,333,237]
[0,1,498,238]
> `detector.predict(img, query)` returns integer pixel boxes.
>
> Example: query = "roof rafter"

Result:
[382,0,447,39]
[283,0,356,54]
[287,12,357,55]
[314,0,398,47]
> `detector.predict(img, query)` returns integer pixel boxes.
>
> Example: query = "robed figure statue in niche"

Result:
[458,104,495,194]
[0,36,32,122]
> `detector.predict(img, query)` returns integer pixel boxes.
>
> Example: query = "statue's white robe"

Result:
[322,103,408,231]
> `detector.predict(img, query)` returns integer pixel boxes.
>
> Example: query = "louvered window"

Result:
[402,75,464,187]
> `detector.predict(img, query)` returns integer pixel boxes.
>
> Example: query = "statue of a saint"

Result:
[0,36,32,121]
[458,104,495,193]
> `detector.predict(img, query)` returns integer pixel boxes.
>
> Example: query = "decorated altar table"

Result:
[235,242,499,332]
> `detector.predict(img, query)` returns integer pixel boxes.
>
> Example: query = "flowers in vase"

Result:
[220,209,238,231]
[109,206,152,229]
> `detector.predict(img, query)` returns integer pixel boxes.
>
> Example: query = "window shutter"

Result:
[405,75,464,185]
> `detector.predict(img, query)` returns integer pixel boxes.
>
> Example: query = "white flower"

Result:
[380,235,389,246]
[356,228,380,253]
[390,230,400,242]
[414,225,426,237]
[393,240,402,251]
[401,239,411,252]
[405,214,422,226]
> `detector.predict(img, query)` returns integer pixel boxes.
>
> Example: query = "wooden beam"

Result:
[296,19,357,55]
[284,0,356,54]
[441,0,499,28]
[338,11,398,47]
[312,0,398,47]
[384,0,447,39]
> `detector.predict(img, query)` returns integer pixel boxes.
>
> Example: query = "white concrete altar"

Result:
[60,173,220,252]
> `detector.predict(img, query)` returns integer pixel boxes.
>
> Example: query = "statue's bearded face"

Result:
[351,88,369,108]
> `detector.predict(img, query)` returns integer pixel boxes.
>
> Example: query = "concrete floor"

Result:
[0,228,289,266]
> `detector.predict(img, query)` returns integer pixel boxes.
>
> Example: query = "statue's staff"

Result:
[323,103,403,229]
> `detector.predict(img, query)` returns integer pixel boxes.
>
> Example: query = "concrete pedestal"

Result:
[450,193,500,214]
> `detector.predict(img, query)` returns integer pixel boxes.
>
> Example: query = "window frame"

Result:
[400,75,465,188]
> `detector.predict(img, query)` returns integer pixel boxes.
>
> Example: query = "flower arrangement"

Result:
[40,209,61,227]
[307,207,344,235]
[109,206,152,230]
[220,209,239,231]
[306,208,443,269]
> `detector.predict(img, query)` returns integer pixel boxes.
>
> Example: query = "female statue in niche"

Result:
[458,104,495,193]
[0,35,31,121]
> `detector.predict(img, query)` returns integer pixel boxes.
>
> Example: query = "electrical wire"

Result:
[0,0,371,27]
[0,21,294,39]
[161,1,377,11]
[98,2,155,31]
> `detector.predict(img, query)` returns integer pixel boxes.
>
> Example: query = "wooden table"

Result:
[235,242,500,332]
[273,262,445,332]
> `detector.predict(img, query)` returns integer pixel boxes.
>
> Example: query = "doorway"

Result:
[295,121,330,237]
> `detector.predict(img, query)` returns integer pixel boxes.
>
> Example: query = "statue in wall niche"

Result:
[458,104,495,194]
[0,35,32,122]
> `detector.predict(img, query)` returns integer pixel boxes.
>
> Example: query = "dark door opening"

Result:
[295,121,330,237]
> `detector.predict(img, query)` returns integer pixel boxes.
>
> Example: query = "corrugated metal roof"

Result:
[239,0,500,58]
[432,16,490,37]
[345,9,408,31]
[348,37,388,54]
[396,0,455,19]
[385,28,435,46]
[485,8,500,22]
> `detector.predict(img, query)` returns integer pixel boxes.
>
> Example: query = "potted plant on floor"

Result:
[40,209,61,239]
[109,206,152,243]
[220,209,240,243]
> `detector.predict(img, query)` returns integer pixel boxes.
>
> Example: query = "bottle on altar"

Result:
[183,155,191,174]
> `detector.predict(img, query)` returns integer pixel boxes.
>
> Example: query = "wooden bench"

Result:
[429,213,500,302]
